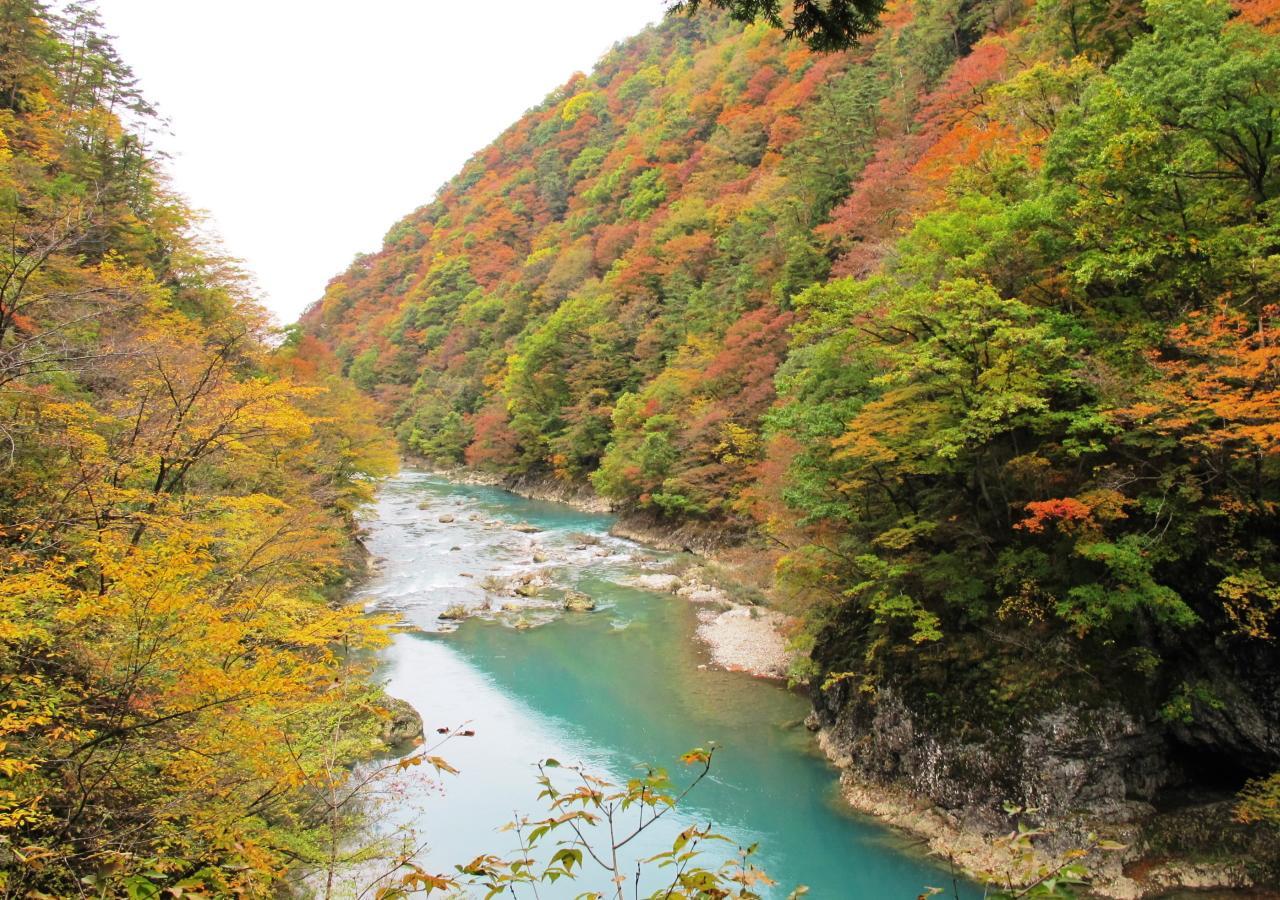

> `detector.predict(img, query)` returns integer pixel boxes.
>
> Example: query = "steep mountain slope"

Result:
[299,0,1280,890]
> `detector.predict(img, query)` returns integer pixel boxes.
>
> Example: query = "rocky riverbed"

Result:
[352,470,970,898]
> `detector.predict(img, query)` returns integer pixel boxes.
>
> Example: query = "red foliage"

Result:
[743,66,780,104]
[821,139,916,276]
[704,307,795,418]
[1016,498,1095,533]
[593,221,640,270]
[465,402,520,469]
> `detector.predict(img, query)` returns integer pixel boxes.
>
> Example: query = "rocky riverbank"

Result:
[411,462,613,514]
[811,686,1275,898]
[416,462,754,553]
[819,744,1263,898]
[397,466,1280,896]
[627,568,795,679]
[412,464,793,678]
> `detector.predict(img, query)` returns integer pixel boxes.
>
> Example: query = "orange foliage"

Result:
[1015,497,1096,533]
[1236,0,1280,32]
[1122,304,1280,457]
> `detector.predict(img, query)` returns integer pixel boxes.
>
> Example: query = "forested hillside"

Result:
[0,3,399,895]
[300,0,1280,874]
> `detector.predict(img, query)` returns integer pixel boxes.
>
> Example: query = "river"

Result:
[353,471,975,898]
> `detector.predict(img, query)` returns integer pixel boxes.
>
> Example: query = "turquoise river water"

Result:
[355,472,976,898]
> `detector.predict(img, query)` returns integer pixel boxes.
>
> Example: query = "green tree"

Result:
[670,0,887,51]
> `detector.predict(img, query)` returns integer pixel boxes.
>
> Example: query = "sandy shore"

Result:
[629,569,795,679]
[415,464,792,679]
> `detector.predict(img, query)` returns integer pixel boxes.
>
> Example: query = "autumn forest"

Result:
[3,0,1280,896]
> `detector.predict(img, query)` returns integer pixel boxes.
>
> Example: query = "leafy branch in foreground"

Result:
[375,746,808,900]
[342,748,1130,899]
[921,804,1127,900]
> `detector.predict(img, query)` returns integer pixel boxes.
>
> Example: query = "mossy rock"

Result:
[379,696,423,747]
[563,591,596,612]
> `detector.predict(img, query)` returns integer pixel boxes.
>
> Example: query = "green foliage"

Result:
[0,6,401,896]
[301,0,1280,850]
[1042,0,1280,312]
[621,168,668,219]
[402,397,473,463]
[670,0,887,51]
[1237,772,1280,826]
[349,346,381,390]
[377,747,807,899]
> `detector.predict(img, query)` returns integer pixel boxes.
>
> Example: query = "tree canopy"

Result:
[669,0,888,50]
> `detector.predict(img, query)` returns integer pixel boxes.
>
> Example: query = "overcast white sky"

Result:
[95,1,668,324]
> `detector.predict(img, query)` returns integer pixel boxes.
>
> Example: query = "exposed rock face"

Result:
[814,685,1167,830]
[1167,643,1280,776]
[608,510,750,554]
[502,472,612,513]
[811,678,1280,896]
[379,696,424,748]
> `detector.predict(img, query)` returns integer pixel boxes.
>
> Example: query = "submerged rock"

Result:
[563,591,596,612]
[513,522,541,533]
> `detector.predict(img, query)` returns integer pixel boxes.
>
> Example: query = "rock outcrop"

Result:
[811,675,1280,896]
[379,696,424,748]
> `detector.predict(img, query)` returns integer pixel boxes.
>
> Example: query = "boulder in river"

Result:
[438,603,470,621]
[563,591,596,612]
[379,695,423,747]
[629,573,681,593]
[438,514,455,523]
[513,522,541,533]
